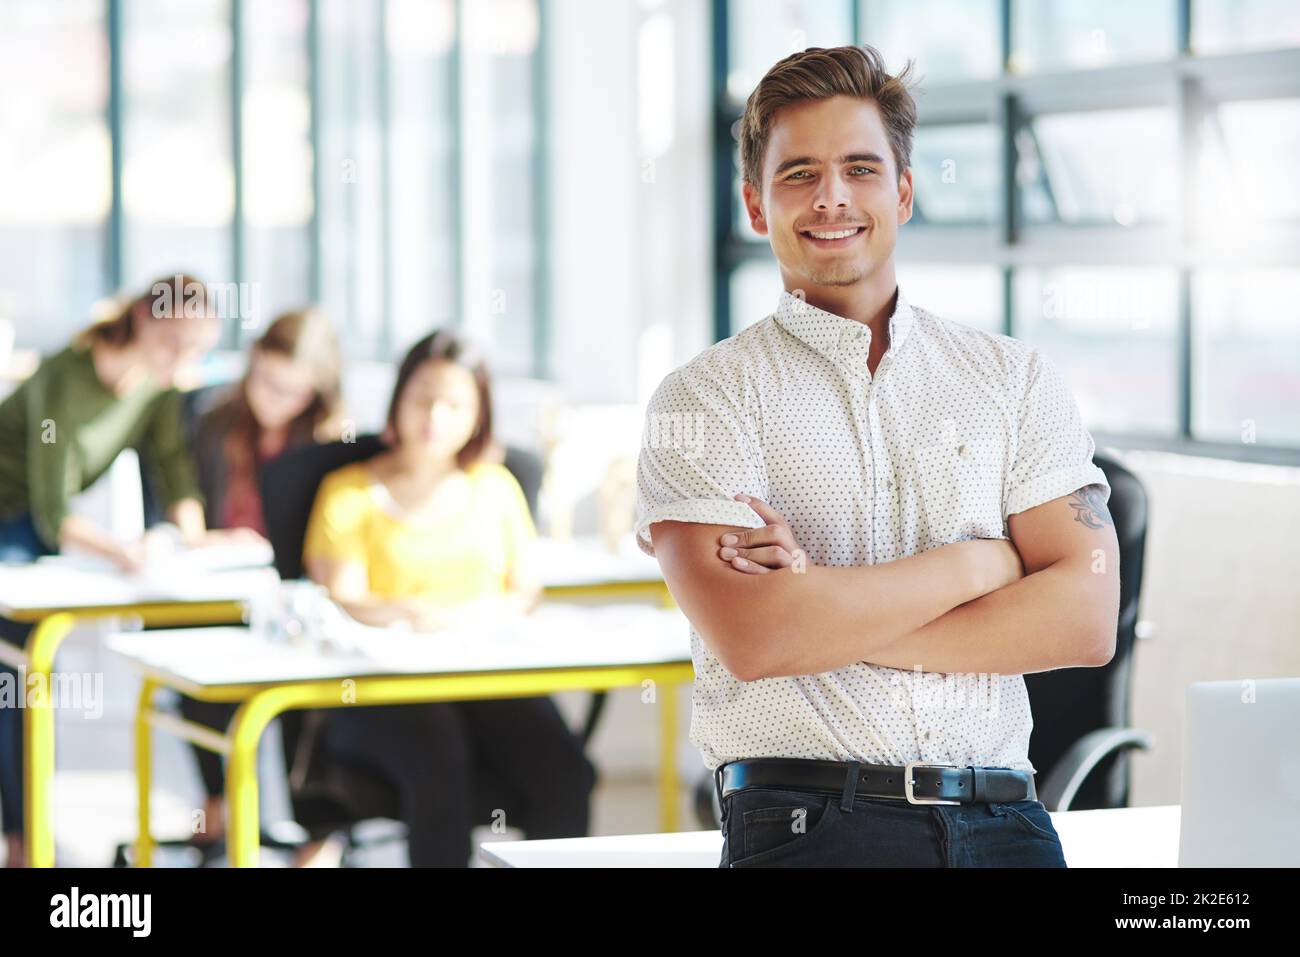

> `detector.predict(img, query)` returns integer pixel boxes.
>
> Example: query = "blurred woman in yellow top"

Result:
[301,329,596,867]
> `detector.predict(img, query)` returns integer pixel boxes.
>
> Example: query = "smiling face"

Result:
[390,357,482,462]
[743,95,913,294]
[244,349,318,432]
[131,302,222,388]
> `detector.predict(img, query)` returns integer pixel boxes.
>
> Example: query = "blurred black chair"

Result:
[691,451,1152,828]
[1023,451,1153,811]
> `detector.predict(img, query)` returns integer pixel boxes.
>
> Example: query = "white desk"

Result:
[0,555,278,868]
[0,554,277,622]
[106,604,695,866]
[480,804,1182,867]
[105,604,691,687]
[0,536,661,618]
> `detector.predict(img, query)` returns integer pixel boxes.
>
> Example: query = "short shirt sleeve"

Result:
[1005,348,1111,516]
[302,465,371,566]
[633,367,769,557]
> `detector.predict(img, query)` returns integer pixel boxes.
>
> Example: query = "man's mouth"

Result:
[800,225,867,249]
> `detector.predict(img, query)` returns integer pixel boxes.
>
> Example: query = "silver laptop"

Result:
[1178,678,1300,866]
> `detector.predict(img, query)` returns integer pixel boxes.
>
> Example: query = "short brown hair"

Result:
[738,44,919,188]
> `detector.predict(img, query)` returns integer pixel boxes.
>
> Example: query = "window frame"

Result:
[712,0,1300,463]
[99,0,550,375]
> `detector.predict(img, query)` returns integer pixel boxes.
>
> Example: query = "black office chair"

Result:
[1023,451,1153,811]
[691,451,1153,828]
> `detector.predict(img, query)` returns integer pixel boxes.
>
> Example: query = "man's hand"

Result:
[716,493,1026,594]
[715,493,806,574]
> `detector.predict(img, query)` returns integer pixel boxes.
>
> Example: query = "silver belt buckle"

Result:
[903,761,962,805]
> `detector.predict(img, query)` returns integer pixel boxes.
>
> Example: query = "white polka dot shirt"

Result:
[634,287,1110,774]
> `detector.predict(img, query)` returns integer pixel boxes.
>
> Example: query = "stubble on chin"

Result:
[805,261,869,287]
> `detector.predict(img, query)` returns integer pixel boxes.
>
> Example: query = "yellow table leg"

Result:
[226,691,287,868]
[23,612,76,869]
[134,678,159,868]
[659,680,679,833]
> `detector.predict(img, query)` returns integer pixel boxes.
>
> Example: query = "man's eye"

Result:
[787,170,811,180]
[850,166,875,175]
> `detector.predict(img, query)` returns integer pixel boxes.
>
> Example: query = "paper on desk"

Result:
[47,540,273,578]
[319,603,691,674]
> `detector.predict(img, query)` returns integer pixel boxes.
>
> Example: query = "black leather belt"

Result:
[717,757,1036,806]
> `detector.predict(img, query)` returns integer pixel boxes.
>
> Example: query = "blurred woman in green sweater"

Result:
[0,274,252,866]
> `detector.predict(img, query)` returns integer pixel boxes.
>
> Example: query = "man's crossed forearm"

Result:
[708,489,1120,679]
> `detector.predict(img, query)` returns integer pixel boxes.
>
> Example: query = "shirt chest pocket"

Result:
[911,440,1006,546]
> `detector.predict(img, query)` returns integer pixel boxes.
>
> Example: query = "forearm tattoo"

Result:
[1068,484,1114,529]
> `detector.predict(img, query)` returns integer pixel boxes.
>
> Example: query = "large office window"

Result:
[242,0,314,326]
[0,0,109,352]
[1009,0,1177,74]
[121,0,234,292]
[317,0,386,350]
[386,0,457,348]
[1192,269,1300,447]
[0,0,547,372]
[1020,108,1177,227]
[461,0,542,378]
[713,0,1300,462]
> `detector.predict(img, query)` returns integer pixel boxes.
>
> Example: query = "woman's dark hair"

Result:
[384,328,493,470]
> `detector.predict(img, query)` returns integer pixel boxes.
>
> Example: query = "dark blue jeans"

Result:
[0,512,53,836]
[718,781,1068,867]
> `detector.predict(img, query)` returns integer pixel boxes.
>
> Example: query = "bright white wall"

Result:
[544,0,714,407]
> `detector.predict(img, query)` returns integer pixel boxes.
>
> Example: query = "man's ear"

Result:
[896,167,914,227]
[741,180,769,237]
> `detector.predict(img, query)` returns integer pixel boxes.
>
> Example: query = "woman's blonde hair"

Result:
[219,307,346,480]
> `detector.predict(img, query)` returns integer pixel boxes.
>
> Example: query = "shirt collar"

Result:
[773,286,916,361]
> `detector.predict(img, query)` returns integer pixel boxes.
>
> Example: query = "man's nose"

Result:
[813,172,851,210]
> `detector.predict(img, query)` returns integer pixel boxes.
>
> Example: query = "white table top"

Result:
[480,804,1182,868]
[0,554,278,616]
[105,603,692,689]
[0,535,660,617]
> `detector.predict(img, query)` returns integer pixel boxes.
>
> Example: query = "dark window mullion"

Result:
[451,0,465,333]
[230,0,245,348]
[308,0,323,303]
[532,0,550,379]
[712,0,732,343]
[378,0,392,358]
[108,0,124,290]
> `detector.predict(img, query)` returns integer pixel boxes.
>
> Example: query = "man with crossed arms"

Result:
[634,44,1119,867]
